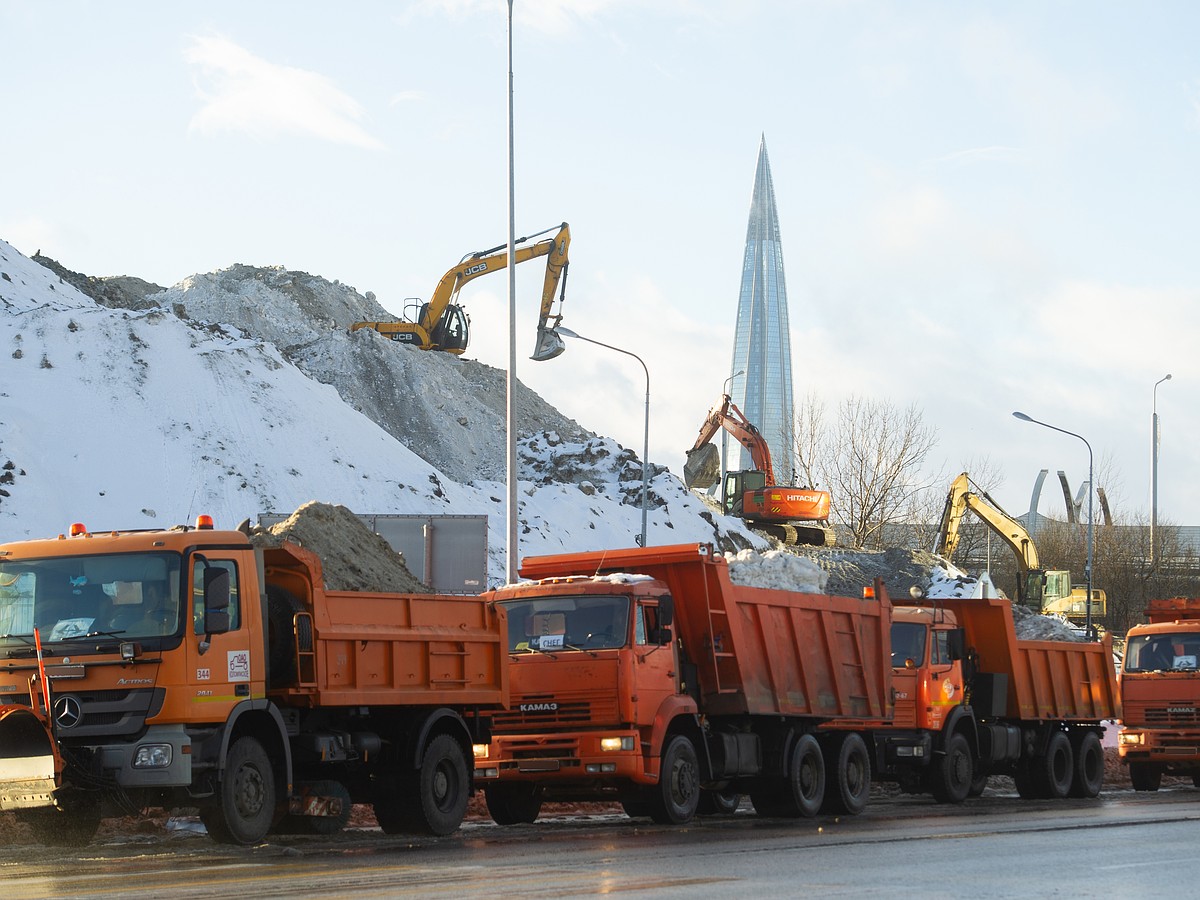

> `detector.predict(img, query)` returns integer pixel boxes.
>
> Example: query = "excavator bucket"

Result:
[684,443,721,490]
[530,326,565,362]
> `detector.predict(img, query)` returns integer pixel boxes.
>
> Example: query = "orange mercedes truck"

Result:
[0,517,507,845]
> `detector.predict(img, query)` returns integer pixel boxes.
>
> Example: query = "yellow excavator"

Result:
[934,472,1105,623]
[352,222,571,361]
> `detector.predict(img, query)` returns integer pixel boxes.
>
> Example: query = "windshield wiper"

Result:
[0,633,36,646]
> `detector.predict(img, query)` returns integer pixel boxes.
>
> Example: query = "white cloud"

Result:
[185,34,383,150]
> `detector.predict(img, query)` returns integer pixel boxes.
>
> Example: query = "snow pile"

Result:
[726,549,828,594]
[246,501,429,594]
[1010,604,1088,641]
[0,241,767,587]
[925,564,1001,599]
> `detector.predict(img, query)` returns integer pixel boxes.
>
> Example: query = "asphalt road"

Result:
[4,788,1200,899]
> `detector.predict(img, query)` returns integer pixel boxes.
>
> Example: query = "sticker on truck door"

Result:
[227,650,250,682]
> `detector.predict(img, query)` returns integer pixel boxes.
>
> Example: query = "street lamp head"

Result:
[1012,411,1033,422]
[1165,373,1173,382]
[555,325,579,339]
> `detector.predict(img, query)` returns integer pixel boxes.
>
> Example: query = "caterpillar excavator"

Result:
[352,222,570,361]
[683,394,834,546]
[934,471,1105,623]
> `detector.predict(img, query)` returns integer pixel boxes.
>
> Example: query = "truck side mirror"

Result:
[658,595,674,628]
[203,567,231,636]
[947,628,966,661]
[653,625,673,646]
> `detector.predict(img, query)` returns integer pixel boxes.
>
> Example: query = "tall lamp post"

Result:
[1151,373,1172,569]
[720,370,745,504]
[1013,411,1095,638]
[555,326,650,547]
[504,0,519,584]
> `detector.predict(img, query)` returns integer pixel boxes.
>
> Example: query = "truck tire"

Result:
[406,733,470,835]
[484,783,543,825]
[968,774,988,797]
[929,732,973,804]
[266,586,304,686]
[17,790,102,847]
[1037,732,1074,799]
[621,798,652,819]
[697,787,742,816]
[787,733,826,818]
[821,733,871,816]
[202,735,277,845]
[1068,732,1104,798]
[1129,762,1162,792]
[648,735,701,825]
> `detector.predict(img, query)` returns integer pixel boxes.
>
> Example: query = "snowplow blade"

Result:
[530,326,565,362]
[0,705,60,810]
[684,443,721,489]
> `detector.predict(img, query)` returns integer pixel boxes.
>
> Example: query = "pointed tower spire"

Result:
[728,136,795,482]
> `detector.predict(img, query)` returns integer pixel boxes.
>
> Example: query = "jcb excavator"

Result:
[934,472,1105,623]
[684,394,834,546]
[352,222,570,361]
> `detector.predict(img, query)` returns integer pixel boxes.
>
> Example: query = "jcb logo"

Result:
[464,262,489,276]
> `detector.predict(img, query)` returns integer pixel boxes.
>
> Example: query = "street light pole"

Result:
[504,0,519,585]
[1013,411,1095,638]
[720,370,744,505]
[1151,373,1172,569]
[555,326,650,547]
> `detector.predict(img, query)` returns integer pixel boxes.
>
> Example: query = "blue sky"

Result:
[3,0,1198,524]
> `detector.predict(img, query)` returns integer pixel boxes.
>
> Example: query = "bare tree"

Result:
[794,394,940,549]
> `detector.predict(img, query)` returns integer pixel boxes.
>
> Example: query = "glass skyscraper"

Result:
[729,136,795,482]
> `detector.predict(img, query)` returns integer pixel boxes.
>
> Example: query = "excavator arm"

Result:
[684,394,776,489]
[351,222,571,357]
[933,471,1044,605]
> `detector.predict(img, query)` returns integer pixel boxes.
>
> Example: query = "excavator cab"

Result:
[722,470,766,516]
[425,303,470,354]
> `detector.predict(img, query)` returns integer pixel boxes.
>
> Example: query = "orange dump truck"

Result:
[0,518,507,845]
[879,595,1119,802]
[473,544,1120,824]
[1118,596,1200,790]
[473,543,893,823]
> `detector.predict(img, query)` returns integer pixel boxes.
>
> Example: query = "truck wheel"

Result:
[929,733,973,804]
[1068,732,1104,799]
[410,734,470,836]
[1129,762,1162,792]
[18,790,102,846]
[1038,732,1074,799]
[786,733,826,817]
[697,787,742,816]
[649,735,701,825]
[202,736,277,845]
[484,783,543,825]
[821,733,871,816]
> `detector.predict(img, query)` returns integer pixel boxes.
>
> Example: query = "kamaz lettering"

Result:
[520,702,558,713]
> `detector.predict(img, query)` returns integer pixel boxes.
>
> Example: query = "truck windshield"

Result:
[890,621,926,668]
[0,552,183,651]
[1124,633,1200,673]
[499,595,630,653]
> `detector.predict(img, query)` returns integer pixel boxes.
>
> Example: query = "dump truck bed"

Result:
[264,544,508,709]
[518,543,892,721]
[944,596,1118,721]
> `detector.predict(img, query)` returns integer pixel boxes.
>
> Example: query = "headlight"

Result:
[600,736,635,752]
[133,744,172,768]
[1118,732,1144,746]
[472,744,490,760]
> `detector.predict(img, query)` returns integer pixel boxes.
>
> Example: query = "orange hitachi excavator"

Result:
[684,395,834,546]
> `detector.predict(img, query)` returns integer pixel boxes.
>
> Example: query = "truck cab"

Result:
[474,574,682,824]
[1118,597,1200,791]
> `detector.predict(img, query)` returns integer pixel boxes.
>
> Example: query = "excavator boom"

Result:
[684,394,776,489]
